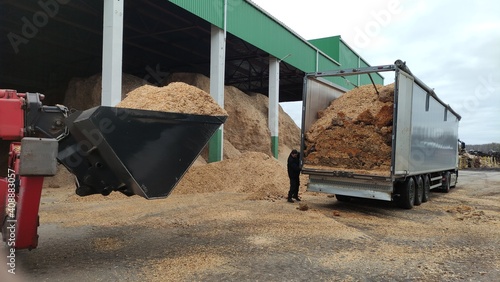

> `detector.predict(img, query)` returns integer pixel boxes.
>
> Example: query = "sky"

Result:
[252,0,500,145]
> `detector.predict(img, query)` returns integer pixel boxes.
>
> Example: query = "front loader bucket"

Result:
[57,106,226,199]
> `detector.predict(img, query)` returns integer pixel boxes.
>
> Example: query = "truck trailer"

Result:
[301,60,461,209]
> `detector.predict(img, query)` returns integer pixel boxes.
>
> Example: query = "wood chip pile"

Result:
[55,72,303,200]
[174,151,289,200]
[116,82,228,116]
[165,72,301,160]
[304,84,395,175]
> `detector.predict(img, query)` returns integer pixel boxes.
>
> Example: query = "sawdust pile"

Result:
[174,151,289,200]
[62,152,290,201]
[63,73,148,110]
[304,84,394,175]
[63,72,300,160]
[55,72,302,200]
[43,164,75,188]
[116,82,228,116]
[166,73,300,159]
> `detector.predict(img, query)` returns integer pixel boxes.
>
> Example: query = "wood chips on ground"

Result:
[304,84,395,174]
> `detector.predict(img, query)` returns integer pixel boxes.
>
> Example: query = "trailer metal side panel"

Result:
[393,70,459,176]
[407,79,459,174]
[393,71,414,175]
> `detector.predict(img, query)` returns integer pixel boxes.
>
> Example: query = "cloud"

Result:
[253,0,500,144]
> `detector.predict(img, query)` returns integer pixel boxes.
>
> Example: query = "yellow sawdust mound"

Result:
[174,152,289,200]
[116,82,228,116]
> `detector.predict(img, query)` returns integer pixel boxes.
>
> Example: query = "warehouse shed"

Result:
[0,0,383,159]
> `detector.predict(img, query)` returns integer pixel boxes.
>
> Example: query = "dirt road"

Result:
[3,169,500,281]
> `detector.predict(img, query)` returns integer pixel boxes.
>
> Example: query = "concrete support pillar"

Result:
[269,56,280,158]
[208,25,226,162]
[101,0,124,106]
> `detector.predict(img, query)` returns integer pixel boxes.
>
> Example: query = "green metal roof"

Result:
[0,0,383,105]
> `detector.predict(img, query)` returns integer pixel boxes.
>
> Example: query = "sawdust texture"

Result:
[91,237,125,252]
[43,164,75,188]
[22,170,500,281]
[304,83,394,175]
[116,82,228,116]
[174,151,289,200]
[63,72,300,161]
[166,73,301,158]
[143,246,228,282]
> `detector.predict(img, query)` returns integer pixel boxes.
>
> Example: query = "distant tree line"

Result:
[466,142,500,153]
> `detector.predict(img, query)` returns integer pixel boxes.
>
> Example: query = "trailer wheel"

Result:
[422,175,430,203]
[414,176,424,206]
[442,171,451,193]
[335,195,351,202]
[398,177,415,209]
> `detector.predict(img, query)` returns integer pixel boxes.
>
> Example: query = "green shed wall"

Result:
[308,36,340,62]
[309,36,384,87]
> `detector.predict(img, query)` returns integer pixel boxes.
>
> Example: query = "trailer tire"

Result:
[442,171,451,193]
[398,177,415,209]
[335,195,351,202]
[414,176,424,206]
[422,175,430,203]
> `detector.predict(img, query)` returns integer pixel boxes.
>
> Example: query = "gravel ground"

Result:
[2,169,499,282]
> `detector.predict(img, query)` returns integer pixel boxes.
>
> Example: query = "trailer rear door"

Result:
[393,70,414,176]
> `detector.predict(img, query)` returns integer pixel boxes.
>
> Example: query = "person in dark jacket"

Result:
[287,149,301,203]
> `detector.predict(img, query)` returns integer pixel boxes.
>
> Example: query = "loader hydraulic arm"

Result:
[23,92,68,140]
[0,90,68,250]
[1,88,226,250]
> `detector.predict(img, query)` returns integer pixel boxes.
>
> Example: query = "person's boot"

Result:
[287,198,294,203]
[293,197,301,202]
